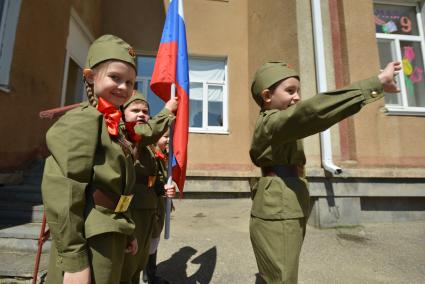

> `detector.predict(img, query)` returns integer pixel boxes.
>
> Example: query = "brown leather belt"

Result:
[261,165,305,178]
[135,175,148,185]
[135,175,156,187]
[92,188,133,213]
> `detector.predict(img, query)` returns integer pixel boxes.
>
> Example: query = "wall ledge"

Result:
[187,167,425,179]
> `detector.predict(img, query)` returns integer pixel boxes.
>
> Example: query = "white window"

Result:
[374,1,425,116]
[136,56,228,133]
[188,58,228,133]
[0,0,21,91]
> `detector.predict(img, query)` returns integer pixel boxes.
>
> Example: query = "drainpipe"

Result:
[311,0,342,175]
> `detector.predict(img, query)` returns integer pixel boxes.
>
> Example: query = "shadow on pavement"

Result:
[157,246,217,284]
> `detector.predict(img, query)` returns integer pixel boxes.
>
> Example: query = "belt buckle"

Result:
[114,195,134,213]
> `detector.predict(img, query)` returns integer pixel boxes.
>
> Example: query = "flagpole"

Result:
[164,83,176,239]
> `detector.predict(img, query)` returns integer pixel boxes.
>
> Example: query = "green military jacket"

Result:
[134,108,175,146]
[41,102,174,272]
[131,145,159,209]
[124,108,174,209]
[131,144,169,209]
[249,76,384,219]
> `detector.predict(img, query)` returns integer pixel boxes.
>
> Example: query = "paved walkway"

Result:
[155,198,425,284]
[2,198,425,283]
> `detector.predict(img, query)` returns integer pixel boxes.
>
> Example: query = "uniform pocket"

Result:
[251,176,309,219]
[280,177,310,217]
[251,177,284,218]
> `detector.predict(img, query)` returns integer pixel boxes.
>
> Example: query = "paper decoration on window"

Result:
[383,21,398,33]
[374,8,413,35]
[403,59,413,76]
[404,46,415,61]
[405,75,414,96]
[410,67,423,83]
[375,16,398,33]
[402,45,424,96]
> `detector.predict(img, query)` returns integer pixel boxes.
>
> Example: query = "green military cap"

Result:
[85,34,136,70]
[251,61,299,106]
[122,90,148,109]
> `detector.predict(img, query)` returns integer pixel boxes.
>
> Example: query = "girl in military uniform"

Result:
[249,61,401,283]
[120,92,176,284]
[41,35,176,284]
[143,130,172,284]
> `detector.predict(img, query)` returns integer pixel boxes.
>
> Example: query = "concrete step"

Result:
[21,160,45,186]
[0,184,42,192]
[0,223,50,253]
[0,203,44,224]
[0,171,23,186]
[0,189,42,204]
[0,250,48,283]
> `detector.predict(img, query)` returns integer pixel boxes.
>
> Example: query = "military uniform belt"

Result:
[135,175,156,187]
[92,188,133,213]
[261,165,305,178]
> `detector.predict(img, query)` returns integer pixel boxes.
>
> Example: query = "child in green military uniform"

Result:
[143,130,172,284]
[41,35,176,284]
[249,61,401,283]
[120,92,176,284]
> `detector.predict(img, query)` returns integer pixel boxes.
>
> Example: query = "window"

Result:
[63,58,85,105]
[136,56,228,133]
[136,56,166,116]
[0,0,21,91]
[374,2,425,115]
[188,58,227,132]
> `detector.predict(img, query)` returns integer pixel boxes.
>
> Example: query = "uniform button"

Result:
[371,90,378,97]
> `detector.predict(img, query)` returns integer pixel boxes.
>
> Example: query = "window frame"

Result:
[0,0,21,92]
[375,0,425,116]
[135,55,229,134]
[188,57,228,134]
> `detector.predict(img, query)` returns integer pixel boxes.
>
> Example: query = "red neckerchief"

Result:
[125,121,141,143]
[97,97,122,137]
[155,149,166,160]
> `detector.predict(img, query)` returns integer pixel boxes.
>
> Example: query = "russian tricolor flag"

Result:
[151,0,189,192]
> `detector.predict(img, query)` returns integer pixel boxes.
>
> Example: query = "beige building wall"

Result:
[101,0,165,53]
[0,0,100,170]
[247,0,300,175]
[341,0,425,170]
[1,0,424,179]
[185,0,252,177]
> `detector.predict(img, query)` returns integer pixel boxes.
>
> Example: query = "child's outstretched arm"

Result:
[251,62,402,153]
[378,61,402,93]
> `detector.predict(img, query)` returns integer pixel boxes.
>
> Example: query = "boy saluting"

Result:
[249,61,401,283]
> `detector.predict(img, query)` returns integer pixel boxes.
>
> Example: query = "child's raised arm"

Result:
[165,97,178,113]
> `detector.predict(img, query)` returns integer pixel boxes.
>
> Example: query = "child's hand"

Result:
[378,61,402,93]
[125,237,138,256]
[165,97,178,113]
[164,183,176,198]
[63,267,91,284]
